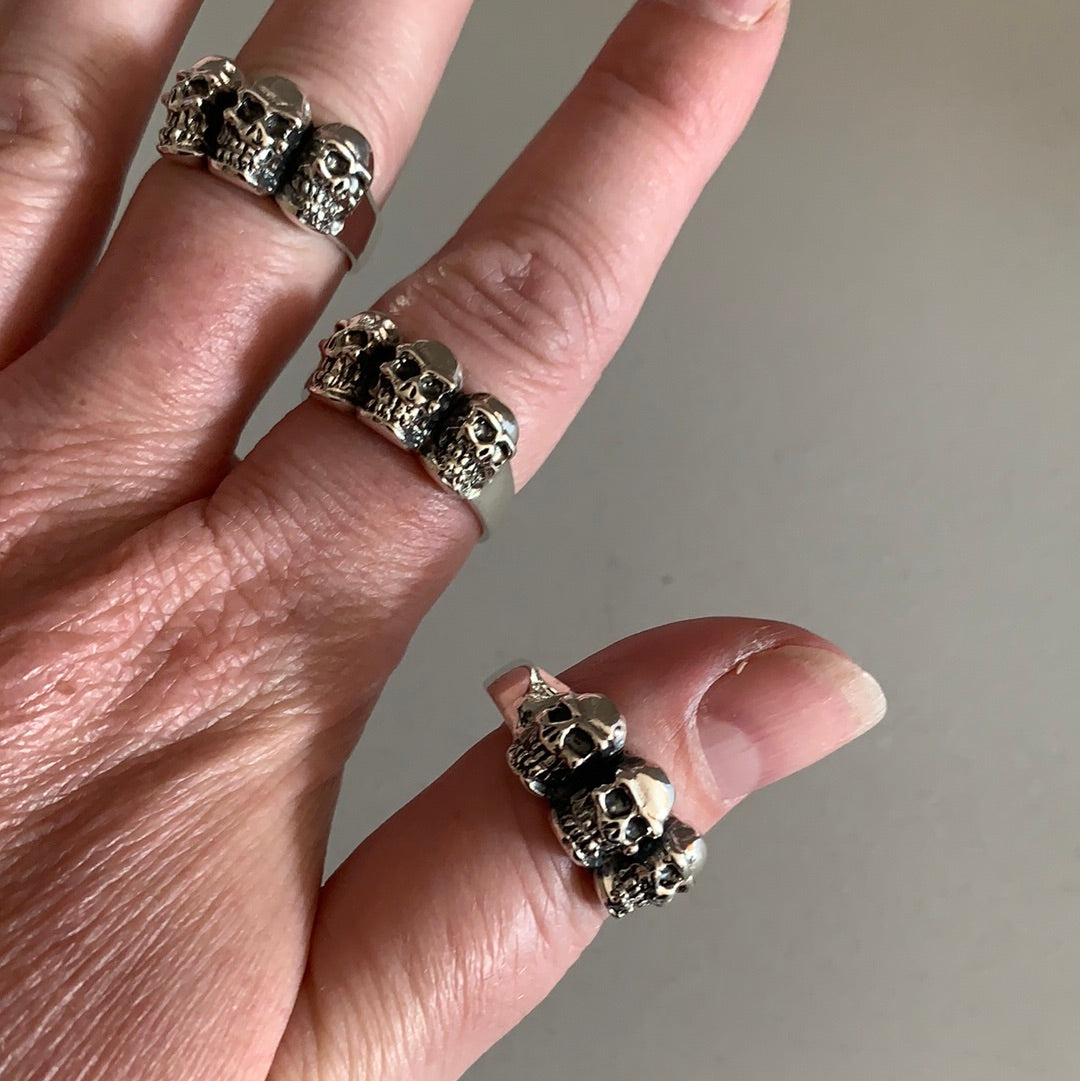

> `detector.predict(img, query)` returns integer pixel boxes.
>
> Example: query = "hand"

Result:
[0,1,884,1078]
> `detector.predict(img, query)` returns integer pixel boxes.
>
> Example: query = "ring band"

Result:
[501,666,707,919]
[306,312,518,538]
[157,57,378,268]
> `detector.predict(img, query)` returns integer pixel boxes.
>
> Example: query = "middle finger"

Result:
[0,0,473,569]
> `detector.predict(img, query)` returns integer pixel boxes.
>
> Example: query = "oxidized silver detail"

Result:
[551,756,676,868]
[276,123,373,239]
[596,819,707,919]
[307,312,399,410]
[508,684,627,799]
[494,664,706,917]
[360,341,463,451]
[210,75,311,194]
[422,394,519,501]
[158,56,242,161]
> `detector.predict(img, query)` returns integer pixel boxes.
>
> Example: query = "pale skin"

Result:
[0,1,887,1078]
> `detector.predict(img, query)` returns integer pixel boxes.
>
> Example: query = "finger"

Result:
[0,0,205,363]
[271,618,887,1081]
[7,0,473,463]
[156,2,789,697]
[0,0,473,592]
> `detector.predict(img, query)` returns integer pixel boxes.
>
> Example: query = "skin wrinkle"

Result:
[389,230,616,405]
[1,735,323,1081]
[0,3,802,1078]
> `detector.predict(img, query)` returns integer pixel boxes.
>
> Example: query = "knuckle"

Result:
[0,63,102,181]
[388,221,623,399]
[583,46,718,164]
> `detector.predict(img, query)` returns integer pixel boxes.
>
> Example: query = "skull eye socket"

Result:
[470,416,496,443]
[323,150,350,175]
[603,785,635,819]
[264,113,292,137]
[418,375,447,397]
[562,728,595,758]
[623,815,649,844]
[236,97,264,122]
[657,863,682,889]
[188,77,210,97]
[545,702,574,725]
[392,356,422,381]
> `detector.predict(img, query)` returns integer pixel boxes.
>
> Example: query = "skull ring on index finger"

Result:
[306,312,519,538]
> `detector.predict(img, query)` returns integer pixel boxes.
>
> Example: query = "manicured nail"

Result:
[717,0,784,28]
[696,645,886,801]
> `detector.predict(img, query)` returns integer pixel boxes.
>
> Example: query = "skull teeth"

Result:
[508,731,560,793]
[554,798,607,868]
[285,175,355,234]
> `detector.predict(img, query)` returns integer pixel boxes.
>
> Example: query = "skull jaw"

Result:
[550,799,610,868]
[596,862,682,919]
[211,136,292,195]
[434,445,505,500]
[158,108,213,159]
[507,724,574,799]
[306,354,367,411]
[279,174,362,237]
[365,380,444,450]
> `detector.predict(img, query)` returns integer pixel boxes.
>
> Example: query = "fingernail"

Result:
[716,0,784,28]
[696,645,886,801]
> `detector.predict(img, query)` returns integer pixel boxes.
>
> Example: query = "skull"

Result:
[425,394,519,499]
[277,123,373,237]
[361,341,463,449]
[158,56,242,159]
[596,820,707,919]
[551,757,676,868]
[211,76,311,193]
[307,312,399,410]
[508,691,627,798]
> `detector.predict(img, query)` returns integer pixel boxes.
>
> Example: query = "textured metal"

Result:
[160,59,378,266]
[158,56,242,161]
[551,756,676,868]
[209,75,311,195]
[596,819,707,919]
[306,314,514,538]
[277,123,374,248]
[422,393,519,501]
[508,684,627,799]
[494,667,706,917]
[359,341,463,451]
[307,311,399,410]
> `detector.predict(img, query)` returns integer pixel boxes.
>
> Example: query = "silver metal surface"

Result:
[277,123,375,258]
[209,75,311,195]
[306,313,515,539]
[498,667,706,918]
[360,340,462,451]
[307,311,399,409]
[160,59,379,267]
[551,756,676,868]
[421,393,519,501]
[157,56,242,161]
[596,819,707,919]
[508,684,627,798]
[460,460,514,540]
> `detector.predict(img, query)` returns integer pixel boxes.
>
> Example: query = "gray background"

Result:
[129,2,1079,1078]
